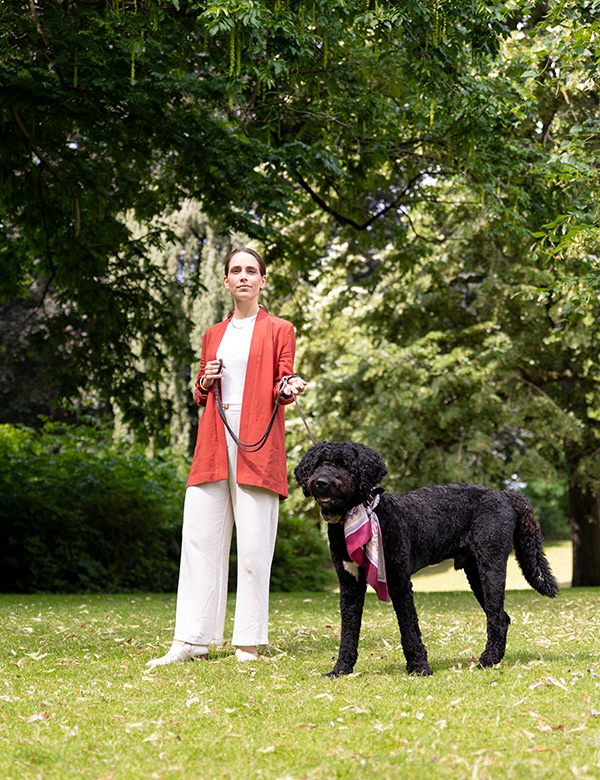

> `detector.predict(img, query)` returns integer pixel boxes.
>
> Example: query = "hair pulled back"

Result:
[224,247,266,276]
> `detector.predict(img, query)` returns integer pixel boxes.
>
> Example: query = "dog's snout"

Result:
[315,477,330,491]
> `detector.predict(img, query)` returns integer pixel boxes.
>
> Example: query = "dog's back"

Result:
[378,484,544,580]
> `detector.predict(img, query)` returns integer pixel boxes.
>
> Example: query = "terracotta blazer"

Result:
[186,309,296,498]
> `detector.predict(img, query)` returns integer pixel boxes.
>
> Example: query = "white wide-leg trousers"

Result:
[174,404,279,647]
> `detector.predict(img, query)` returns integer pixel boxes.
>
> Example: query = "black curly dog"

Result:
[295,442,559,677]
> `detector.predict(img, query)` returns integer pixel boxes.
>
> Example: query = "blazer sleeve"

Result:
[194,332,210,407]
[272,320,297,406]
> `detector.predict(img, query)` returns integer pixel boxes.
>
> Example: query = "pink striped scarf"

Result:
[344,493,389,602]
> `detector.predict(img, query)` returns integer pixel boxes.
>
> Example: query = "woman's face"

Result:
[223,252,267,303]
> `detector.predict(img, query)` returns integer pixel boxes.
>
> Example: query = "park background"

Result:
[1,0,599,595]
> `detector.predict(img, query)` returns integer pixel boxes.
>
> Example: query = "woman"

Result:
[147,247,306,666]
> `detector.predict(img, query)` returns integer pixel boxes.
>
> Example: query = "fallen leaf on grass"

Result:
[257,746,275,753]
[296,723,317,729]
[340,705,370,714]
[538,719,564,732]
[529,677,568,691]
[19,712,50,723]
[23,651,48,661]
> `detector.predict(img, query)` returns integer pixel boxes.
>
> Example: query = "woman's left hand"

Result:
[281,376,307,397]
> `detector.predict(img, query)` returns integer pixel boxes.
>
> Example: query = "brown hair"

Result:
[224,247,266,276]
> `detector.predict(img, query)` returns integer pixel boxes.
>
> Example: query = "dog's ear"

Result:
[294,445,322,496]
[354,444,387,498]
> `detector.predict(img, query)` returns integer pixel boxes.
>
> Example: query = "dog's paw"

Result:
[477,650,503,668]
[406,662,432,676]
[323,667,351,678]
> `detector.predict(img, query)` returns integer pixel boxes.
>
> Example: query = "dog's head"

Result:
[294,441,387,522]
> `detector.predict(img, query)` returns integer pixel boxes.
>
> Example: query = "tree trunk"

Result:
[569,483,600,587]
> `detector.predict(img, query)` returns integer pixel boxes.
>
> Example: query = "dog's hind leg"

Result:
[388,578,432,676]
[473,558,512,668]
[463,555,486,611]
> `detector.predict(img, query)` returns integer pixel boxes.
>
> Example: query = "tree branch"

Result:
[292,169,424,231]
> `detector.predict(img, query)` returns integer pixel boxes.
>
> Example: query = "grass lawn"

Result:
[2,583,599,780]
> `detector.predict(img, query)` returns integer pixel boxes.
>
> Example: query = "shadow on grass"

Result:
[338,645,593,679]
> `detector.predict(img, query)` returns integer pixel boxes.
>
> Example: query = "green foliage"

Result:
[0,421,330,593]
[0,0,516,432]
[522,477,570,541]
[0,421,187,593]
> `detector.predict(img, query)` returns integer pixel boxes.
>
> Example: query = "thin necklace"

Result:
[230,313,258,329]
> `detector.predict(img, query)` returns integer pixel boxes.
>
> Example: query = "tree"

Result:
[3,1,599,582]
[281,1,600,586]
[1,0,515,431]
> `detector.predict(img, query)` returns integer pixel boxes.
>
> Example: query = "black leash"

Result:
[291,394,317,446]
[214,361,317,451]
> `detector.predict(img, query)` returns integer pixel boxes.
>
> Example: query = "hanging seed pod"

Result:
[229,30,235,77]
[131,40,135,84]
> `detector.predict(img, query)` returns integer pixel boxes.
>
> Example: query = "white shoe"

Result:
[146,641,209,667]
[235,646,259,663]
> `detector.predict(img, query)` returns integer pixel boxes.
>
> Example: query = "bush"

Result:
[522,477,570,541]
[0,422,332,593]
[0,421,186,593]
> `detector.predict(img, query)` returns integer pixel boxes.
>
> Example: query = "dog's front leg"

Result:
[326,526,366,676]
[389,578,432,676]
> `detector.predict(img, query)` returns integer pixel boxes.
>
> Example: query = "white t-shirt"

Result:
[216,314,258,404]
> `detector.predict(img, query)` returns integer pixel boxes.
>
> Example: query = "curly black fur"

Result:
[295,442,559,677]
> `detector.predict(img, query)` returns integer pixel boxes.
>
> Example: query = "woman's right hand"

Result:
[201,359,224,390]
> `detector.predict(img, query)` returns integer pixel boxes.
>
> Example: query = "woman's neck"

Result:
[232,301,260,319]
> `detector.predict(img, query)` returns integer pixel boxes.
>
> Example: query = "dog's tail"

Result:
[506,490,559,597]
